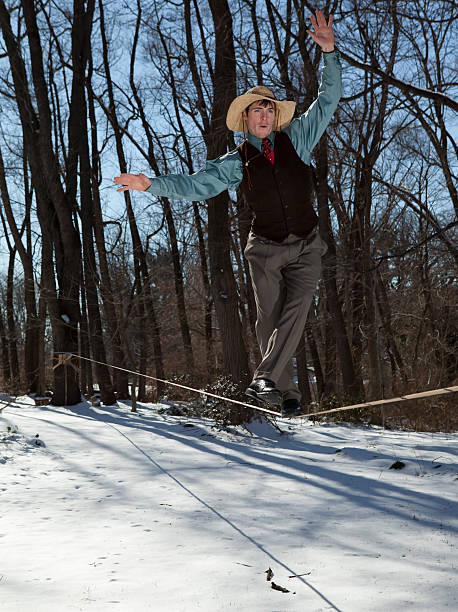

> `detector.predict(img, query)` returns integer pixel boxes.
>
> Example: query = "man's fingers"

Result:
[114,173,133,182]
[315,8,326,27]
[114,174,134,191]
[113,172,150,192]
[311,10,333,30]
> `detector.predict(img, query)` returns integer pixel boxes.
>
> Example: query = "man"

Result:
[114,10,341,417]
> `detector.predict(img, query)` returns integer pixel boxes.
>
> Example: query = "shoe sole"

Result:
[282,410,307,418]
[245,387,283,406]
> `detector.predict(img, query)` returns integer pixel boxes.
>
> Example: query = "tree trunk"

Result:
[79,282,91,396]
[305,320,325,399]
[6,250,20,391]
[21,0,82,405]
[98,0,164,396]
[144,20,196,371]
[375,269,408,391]
[206,0,250,391]
[192,202,214,379]
[86,62,129,399]
[161,197,195,370]
[315,146,364,401]
[235,196,258,359]
[0,146,39,393]
[0,307,10,386]
[69,0,115,405]
[295,334,311,405]
[0,0,54,397]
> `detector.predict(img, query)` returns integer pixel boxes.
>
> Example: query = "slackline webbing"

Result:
[56,353,458,417]
[68,353,281,417]
[300,386,458,417]
[57,353,458,419]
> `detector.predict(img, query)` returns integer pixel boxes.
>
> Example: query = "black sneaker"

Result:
[245,378,282,405]
[281,398,304,418]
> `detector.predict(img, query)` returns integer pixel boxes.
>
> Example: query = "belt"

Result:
[302,230,317,246]
[250,228,317,246]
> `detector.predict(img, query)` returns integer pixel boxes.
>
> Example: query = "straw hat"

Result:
[226,86,296,132]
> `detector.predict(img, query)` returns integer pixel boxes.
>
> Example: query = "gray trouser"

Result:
[244,231,327,401]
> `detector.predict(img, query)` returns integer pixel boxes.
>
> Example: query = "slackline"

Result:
[55,353,458,419]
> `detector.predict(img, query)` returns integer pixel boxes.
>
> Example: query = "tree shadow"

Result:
[15,400,457,609]
[39,401,458,528]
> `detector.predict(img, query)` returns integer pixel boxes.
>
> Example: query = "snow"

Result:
[1,396,457,611]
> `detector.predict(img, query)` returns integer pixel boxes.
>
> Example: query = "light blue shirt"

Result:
[146,50,342,201]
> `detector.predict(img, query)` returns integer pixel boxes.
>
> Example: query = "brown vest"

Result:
[238,132,317,242]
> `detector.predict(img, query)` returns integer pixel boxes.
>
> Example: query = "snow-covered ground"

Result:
[1,396,457,611]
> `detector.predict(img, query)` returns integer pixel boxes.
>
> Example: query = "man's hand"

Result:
[113,173,152,192]
[306,9,334,52]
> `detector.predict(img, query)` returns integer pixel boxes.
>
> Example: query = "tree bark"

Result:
[0,306,10,386]
[295,334,311,404]
[20,0,82,404]
[305,319,325,399]
[205,0,250,392]
[0,147,40,393]
[68,0,115,404]
[98,0,164,395]
[86,60,129,399]
[6,250,20,391]
[316,142,364,401]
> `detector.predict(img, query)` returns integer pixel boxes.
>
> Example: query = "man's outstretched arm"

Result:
[285,10,342,164]
[113,149,243,201]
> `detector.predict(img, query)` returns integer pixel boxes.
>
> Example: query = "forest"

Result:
[0,0,456,428]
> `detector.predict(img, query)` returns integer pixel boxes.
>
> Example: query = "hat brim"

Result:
[226,93,296,132]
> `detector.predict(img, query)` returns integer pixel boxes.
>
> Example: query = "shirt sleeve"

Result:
[284,49,342,164]
[145,149,243,201]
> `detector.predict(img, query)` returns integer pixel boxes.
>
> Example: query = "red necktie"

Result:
[262,137,275,164]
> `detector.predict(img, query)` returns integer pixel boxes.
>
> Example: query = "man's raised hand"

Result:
[113,173,152,192]
[306,9,335,52]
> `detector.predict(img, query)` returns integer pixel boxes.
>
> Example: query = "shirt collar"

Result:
[247,131,276,151]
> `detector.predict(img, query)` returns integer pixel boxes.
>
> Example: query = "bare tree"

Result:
[97,0,165,398]
[0,146,41,393]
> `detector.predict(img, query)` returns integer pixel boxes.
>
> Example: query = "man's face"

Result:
[242,101,276,139]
